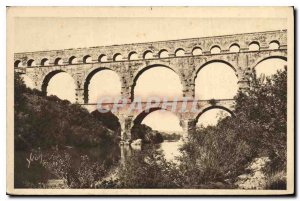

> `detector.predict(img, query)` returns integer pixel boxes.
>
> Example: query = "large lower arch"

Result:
[91,109,121,134]
[84,67,121,104]
[195,106,234,128]
[131,64,182,101]
[41,70,76,102]
[194,60,238,100]
[133,107,164,125]
[132,107,183,134]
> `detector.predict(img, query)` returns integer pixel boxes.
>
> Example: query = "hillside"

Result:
[14,75,118,151]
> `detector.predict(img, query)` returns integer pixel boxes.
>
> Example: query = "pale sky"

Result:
[17,17,287,133]
[14,17,287,52]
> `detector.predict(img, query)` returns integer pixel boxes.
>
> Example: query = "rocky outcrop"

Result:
[235,157,270,189]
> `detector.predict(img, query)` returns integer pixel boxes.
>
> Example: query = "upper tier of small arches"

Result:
[14,30,286,68]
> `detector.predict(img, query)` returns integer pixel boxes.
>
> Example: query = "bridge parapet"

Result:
[14,30,287,68]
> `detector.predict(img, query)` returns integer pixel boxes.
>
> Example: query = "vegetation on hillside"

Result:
[14,74,120,188]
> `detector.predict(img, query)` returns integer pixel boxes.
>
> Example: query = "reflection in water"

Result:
[120,140,182,163]
[158,140,183,162]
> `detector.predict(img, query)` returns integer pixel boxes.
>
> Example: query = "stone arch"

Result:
[269,40,280,49]
[14,60,22,68]
[229,43,240,53]
[54,58,63,65]
[192,47,202,56]
[130,64,181,101]
[69,56,78,64]
[41,70,75,95]
[194,60,238,100]
[91,109,121,134]
[195,105,234,124]
[175,48,185,57]
[83,67,121,104]
[210,45,221,54]
[133,107,165,125]
[113,53,123,61]
[27,59,36,67]
[41,58,49,66]
[98,54,107,62]
[83,55,92,63]
[158,49,169,58]
[143,50,153,59]
[128,51,138,60]
[251,55,287,79]
[248,41,260,51]
[194,59,237,82]
[131,107,183,139]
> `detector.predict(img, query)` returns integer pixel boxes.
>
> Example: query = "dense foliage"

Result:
[14,74,120,188]
[14,74,118,150]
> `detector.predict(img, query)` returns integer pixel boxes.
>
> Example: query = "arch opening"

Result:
[83,55,92,63]
[210,46,221,54]
[84,68,121,104]
[195,61,238,100]
[229,44,240,53]
[27,59,36,67]
[14,60,22,68]
[42,70,76,103]
[41,58,49,66]
[113,53,123,62]
[249,41,260,51]
[132,65,182,101]
[175,48,185,57]
[196,107,233,128]
[159,49,169,58]
[133,108,182,132]
[69,56,78,64]
[91,109,121,134]
[98,54,107,62]
[128,51,138,60]
[192,47,202,56]
[254,57,287,79]
[143,50,153,59]
[269,41,280,50]
[54,58,63,65]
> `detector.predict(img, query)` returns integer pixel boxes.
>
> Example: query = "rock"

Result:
[235,157,270,189]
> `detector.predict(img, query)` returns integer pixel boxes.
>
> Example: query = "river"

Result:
[158,140,183,162]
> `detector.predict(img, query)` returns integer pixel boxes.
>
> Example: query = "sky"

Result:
[17,17,287,133]
[14,17,287,53]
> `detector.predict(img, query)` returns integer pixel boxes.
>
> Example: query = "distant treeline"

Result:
[160,133,181,141]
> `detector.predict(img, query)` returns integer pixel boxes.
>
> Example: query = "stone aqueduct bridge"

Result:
[14,30,287,140]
